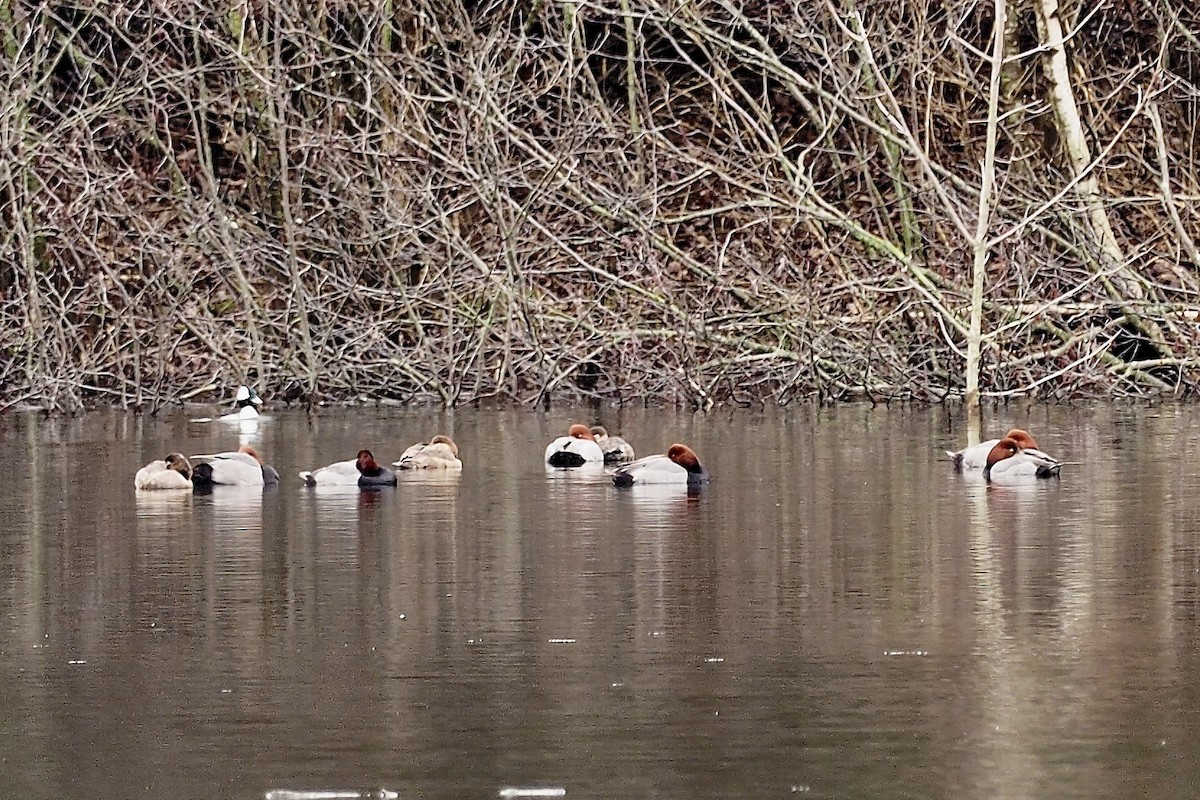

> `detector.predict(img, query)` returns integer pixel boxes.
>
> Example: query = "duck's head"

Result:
[1004,428,1039,450]
[985,437,1022,468]
[164,453,192,479]
[238,445,264,464]
[667,444,703,472]
[429,435,458,455]
[235,385,263,407]
[589,425,610,440]
[356,449,381,472]
[568,424,595,441]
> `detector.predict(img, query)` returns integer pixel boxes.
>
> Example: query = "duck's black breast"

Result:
[548,451,587,468]
[192,462,215,488]
[358,466,398,487]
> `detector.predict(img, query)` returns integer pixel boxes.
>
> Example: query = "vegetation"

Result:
[1,0,1197,412]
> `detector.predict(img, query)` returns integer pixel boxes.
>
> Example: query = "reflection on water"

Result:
[134,488,194,518]
[2,405,1200,800]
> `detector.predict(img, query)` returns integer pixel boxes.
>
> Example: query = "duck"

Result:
[190,385,265,423]
[134,453,193,490]
[612,444,709,487]
[983,436,1063,482]
[219,385,263,420]
[545,423,606,467]
[300,449,397,487]
[589,426,636,464]
[393,435,462,470]
[298,458,358,486]
[946,428,1057,471]
[191,445,280,487]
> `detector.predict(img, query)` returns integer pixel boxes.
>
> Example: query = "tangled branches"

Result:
[0,0,1198,411]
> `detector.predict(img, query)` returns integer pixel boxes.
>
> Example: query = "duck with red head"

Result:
[134,453,193,490]
[545,423,605,468]
[300,449,396,487]
[191,445,279,488]
[355,449,397,487]
[612,444,709,488]
[983,436,1062,483]
[946,428,1058,471]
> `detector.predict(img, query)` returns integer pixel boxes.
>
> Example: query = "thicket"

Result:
[0,0,1197,411]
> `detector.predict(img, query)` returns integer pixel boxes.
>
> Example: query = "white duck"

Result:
[300,449,397,487]
[612,444,709,487]
[134,453,193,490]
[545,424,605,467]
[983,437,1063,483]
[191,445,279,487]
[393,435,462,470]
[191,385,265,423]
[947,428,1057,471]
[219,385,264,420]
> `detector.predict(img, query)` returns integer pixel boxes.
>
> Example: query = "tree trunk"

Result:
[1033,0,1141,300]
[966,0,1008,446]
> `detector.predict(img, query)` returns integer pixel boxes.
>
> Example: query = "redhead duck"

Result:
[983,437,1062,482]
[612,444,709,487]
[300,449,397,487]
[191,445,279,487]
[589,426,636,464]
[134,453,193,490]
[545,423,605,467]
[947,428,1057,471]
[393,435,462,470]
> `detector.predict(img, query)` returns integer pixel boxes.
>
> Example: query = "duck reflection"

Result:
[234,418,261,449]
[397,469,463,488]
[134,487,194,519]
[295,482,393,538]
[619,483,704,528]
[196,484,270,525]
[542,464,611,537]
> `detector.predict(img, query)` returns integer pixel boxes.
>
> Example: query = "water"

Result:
[2,403,1200,800]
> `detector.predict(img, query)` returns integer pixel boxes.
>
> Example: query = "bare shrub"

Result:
[1,0,1197,411]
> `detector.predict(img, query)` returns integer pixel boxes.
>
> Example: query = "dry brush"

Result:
[0,0,1198,411]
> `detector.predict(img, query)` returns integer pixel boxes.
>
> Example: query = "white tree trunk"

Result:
[1034,0,1141,299]
[966,0,1008,445]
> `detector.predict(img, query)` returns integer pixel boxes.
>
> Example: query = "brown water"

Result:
[2,404,1199,800]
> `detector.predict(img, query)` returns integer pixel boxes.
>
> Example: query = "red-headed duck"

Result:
[393,435,462,470]
[612,444,709,487]
[191,445,279,487]
[134,453,193,490]
[947,428,1058,471]
[545,423,605,467]
[300,450,397,487]
[984,436,1062,482]
[589,426,636,464]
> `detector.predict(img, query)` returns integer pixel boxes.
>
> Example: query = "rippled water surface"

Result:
[3,404,1200,800]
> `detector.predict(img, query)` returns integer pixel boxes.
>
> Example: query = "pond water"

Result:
[2,403,1199,800]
